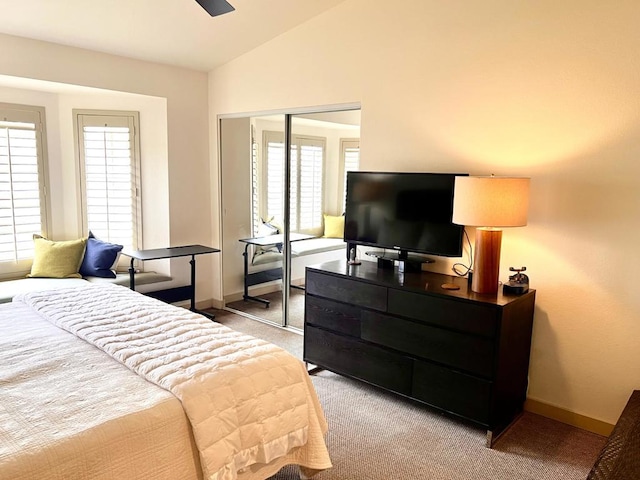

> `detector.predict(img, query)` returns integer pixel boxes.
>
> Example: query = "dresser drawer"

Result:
[361,311,495,377]
[412,360,492,424]
[306,270,387,311]
[304,326,412,395]
[388,289,498,338]
[305,294,361,337]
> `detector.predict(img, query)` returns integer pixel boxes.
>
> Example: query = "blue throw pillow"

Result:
[79,233,123,278]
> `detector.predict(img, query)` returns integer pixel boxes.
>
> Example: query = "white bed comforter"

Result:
[0,301,202,480]
[12,284,331,480]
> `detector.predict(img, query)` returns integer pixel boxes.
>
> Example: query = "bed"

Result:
[0,284,331,480]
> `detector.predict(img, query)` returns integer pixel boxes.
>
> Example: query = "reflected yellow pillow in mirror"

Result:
[28,234,87,278]
[323,214,345,239]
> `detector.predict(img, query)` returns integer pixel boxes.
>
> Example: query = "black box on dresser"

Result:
[303,260,536,446]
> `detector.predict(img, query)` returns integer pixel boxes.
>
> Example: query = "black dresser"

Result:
[303,260,536,446]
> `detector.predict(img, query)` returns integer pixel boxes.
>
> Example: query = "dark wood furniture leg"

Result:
[306,363,325,375]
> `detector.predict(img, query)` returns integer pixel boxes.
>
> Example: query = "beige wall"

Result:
[209,0,640,425]
[0,33,213,302]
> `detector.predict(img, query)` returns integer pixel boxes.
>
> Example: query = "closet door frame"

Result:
[218,103,360,328]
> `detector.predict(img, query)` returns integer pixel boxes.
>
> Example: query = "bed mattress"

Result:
[0,284,331,480]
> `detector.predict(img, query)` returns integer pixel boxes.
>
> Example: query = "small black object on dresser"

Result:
[503,266,530,295]
[303,260,536,447]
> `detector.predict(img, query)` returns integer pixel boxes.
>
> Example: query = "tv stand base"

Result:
[377,257,394,269]
[367,250,434,272]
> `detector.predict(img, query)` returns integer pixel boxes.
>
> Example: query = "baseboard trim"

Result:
[225,283,284,304]
[223,279,306,305]
[195,298,221,310]
[209,298,224,310]
[525,399,614,436]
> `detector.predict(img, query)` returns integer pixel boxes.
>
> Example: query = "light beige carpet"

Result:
[212,308,606,480]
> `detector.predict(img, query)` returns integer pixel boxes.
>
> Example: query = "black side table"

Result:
[123,244,220,320]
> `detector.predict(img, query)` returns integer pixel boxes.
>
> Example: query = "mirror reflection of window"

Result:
[340,138,360,212]
[259,132,325,235]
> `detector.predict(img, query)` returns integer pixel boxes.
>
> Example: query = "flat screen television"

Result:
[344,171,467,264]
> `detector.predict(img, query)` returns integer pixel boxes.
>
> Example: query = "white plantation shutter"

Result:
[340,139,360,211]
[265,132,285,223]
[297,142,323,230]
[77,112,141,253]
[262,131,325,233]
[251,132,260,236]
[0,105,47,269]
[289,144,298,230]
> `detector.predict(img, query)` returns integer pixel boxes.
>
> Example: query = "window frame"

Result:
[0,102,50,278]
[74,109,142,256]
[260,130,326,235]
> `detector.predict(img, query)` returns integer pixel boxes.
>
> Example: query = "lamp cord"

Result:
[452,229,473,277]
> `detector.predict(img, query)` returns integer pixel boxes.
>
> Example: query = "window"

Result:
[75,111,141,253]
[263,131,285,227]
[250,125,261,236]
[293,140,324,231]
[0,103,48,275]
[261,131,325,233]
[339,138,360,211]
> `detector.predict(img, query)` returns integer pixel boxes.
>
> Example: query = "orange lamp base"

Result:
[471,228,502,294]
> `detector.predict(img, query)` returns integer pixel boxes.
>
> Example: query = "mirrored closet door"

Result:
[220,108,360,329]
[221,114,285,327]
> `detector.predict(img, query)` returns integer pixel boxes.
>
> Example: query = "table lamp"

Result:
[452,176,530,294]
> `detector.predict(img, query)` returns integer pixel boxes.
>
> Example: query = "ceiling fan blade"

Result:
[195,0,235,17]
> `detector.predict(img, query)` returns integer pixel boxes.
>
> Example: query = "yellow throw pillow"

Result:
[28,235,87,279]
[323,214,345,239]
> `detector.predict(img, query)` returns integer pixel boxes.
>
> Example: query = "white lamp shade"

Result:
[452,176,530,227]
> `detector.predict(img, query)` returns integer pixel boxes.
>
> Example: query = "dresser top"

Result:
[307,260,534,307]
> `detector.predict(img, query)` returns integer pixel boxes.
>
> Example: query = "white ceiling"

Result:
[0,0,346,72]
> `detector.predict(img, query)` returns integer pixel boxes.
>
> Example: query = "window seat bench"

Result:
[242,237,347,306]
[0,272,170,304]
[251,237,346,266]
